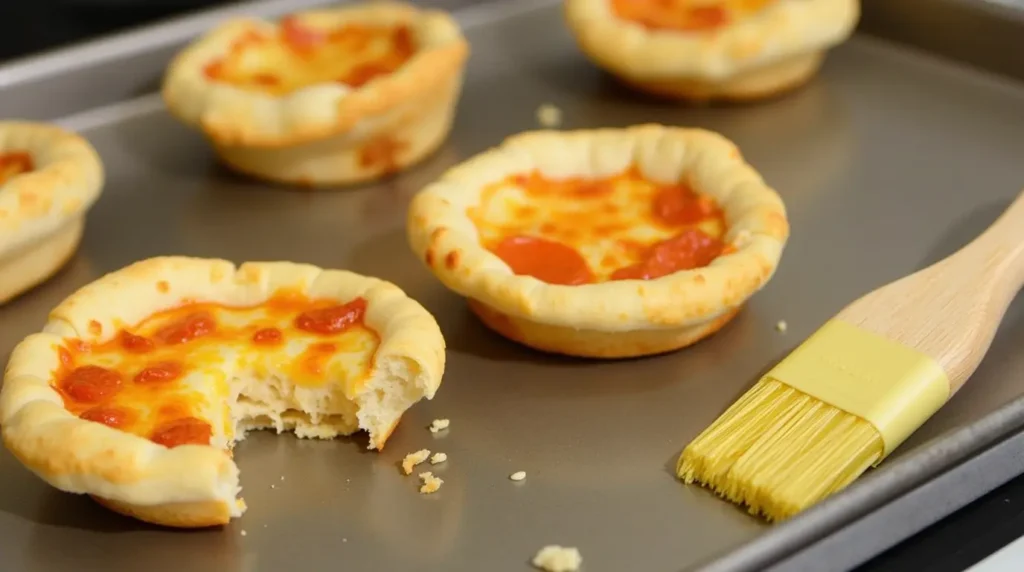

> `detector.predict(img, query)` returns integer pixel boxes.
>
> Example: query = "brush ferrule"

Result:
[766,319,950,462]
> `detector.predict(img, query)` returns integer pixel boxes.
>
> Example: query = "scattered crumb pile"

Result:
[402,449,431,475]
[532,545,582,572]
[510,471,526,481]
[536,103,563,128]
[401,418,455,493]
[419,471,443,494]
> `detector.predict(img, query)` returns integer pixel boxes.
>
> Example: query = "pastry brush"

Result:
[678,189,1024,521]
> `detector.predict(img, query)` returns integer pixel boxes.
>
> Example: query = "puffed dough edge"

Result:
[407,124,789,333]
[0,256,446,522]
[162,1,470,147]
[0,217,84,305]
[564,0,860,82]
[0,121,103,260]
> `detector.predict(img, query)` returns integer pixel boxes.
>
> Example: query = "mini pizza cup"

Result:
[0,121,103,304]
[407,124,789,359]
[0,256,445,528]
[162,1,470,187]
[564,0,860,102]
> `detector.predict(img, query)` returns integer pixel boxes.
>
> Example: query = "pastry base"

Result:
[620,51,825,103]
[213,76,463,188]
[468,299,741,359]
[90,416,402,529]
[0,217,84,305]
[92,495,241,528]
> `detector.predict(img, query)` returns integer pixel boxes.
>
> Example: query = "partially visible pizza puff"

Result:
[0,121,103,304]
[162,2,470,187]
[564,0,860,102]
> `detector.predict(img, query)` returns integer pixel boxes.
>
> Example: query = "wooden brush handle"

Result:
[838,189,1024,393]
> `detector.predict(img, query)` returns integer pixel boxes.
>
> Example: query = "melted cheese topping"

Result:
[468,168,727,282]
[0,151,34,185]
[53,291,379,449]
[611,0,777,31]
[204,17,416,95]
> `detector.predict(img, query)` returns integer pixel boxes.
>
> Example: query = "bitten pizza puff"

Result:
[407,124,789,358]
[162,2,469,187]
[0,121,103,304]
[564,0,860,102]
[0,257,446,527]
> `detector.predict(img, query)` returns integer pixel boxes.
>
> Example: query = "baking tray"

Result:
[2,0,1024,570]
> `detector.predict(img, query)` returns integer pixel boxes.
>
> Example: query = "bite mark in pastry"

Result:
[564,0,860,102]
[0,121,104,304]
[407,124,789,358]
[0,256,446,528]
[162,1,470,187]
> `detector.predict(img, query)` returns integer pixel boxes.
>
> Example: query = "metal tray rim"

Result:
[0,0,537,90]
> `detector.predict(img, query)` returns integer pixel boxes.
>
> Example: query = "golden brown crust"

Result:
[619,51,824,103]
[161,2,469,186]
[0,256,446,527]
[0,121,103,303]
[468,300,741,358]
[564,0,859,102]
[0,217,83,304]
[210,72,463,186]
[92,495,239,528]
[406,124,789,358]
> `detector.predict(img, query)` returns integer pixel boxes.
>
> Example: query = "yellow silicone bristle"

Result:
[677,378,884,521]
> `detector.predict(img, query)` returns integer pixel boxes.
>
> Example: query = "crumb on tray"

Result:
[429,418,450,433]
[418,471,443,494]
[430,452,448,464]
[510,471,526,481]
[536,103,563,128]
[532,545,582,572]
[402,449,431,475]
[775,320,788,333]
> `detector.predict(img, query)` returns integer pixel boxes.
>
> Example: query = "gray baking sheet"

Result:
[1,0,1024,571]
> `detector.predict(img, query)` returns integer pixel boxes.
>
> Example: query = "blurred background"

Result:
[0,0,245,61]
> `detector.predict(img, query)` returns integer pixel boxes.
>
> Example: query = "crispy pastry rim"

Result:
[407,124,790,335]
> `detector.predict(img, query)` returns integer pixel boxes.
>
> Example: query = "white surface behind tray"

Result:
[967,535,1024,572]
